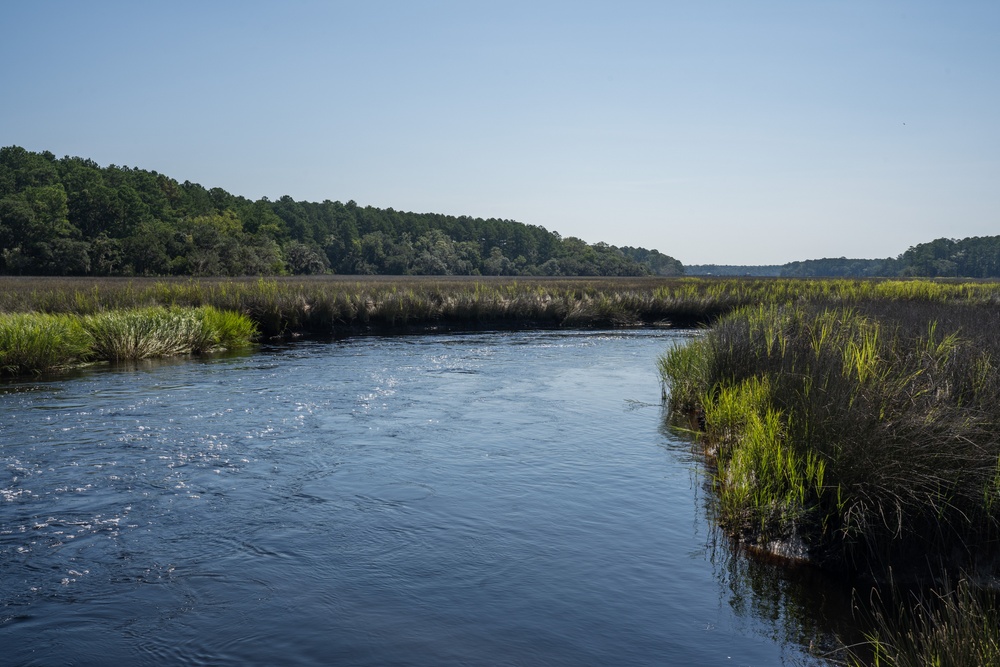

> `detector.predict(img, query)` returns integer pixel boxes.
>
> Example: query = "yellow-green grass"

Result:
[0,313,92,375]
[0,306,257,375]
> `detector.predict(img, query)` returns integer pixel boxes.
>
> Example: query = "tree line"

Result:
[687,237,1000,279]
[0,146,683,278]
[779,237,1000,279]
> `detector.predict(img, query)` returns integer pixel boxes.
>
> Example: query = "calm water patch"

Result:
[1,330,840,665]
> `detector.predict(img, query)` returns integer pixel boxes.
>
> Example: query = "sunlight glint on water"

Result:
[1,330,831,666]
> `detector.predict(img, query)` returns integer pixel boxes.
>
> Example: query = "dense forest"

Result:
[5,146,997,280]
[0,146,683,278]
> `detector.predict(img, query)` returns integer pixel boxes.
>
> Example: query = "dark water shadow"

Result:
[659,406,866,665]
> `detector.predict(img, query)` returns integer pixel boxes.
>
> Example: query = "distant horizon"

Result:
[3,2,997,265]
[2,141,978,269]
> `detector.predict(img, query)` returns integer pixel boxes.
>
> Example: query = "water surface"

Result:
[1,330,837,665]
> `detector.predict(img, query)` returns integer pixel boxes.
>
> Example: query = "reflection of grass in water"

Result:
[701,505,859,665]
[671,418,858,665]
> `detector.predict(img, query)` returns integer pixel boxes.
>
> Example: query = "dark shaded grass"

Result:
[848,578,1000,667]
[0,275,737,336]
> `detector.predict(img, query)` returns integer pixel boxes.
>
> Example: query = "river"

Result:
[0,330,847,665]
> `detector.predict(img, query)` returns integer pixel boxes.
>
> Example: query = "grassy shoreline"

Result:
[6,275,1000,377]
[6,275,1000,337]
[0,306,257,375]
[660,299,1000,573]
[656,286,1000,665]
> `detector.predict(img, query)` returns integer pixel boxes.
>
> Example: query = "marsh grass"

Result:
[199,306,259,351]
[849,579,1000,667]
[6,276,1000,338]
[0,313,92,375]
[0,307,256,374]
[657,339,711,408]
[701,377,828,541]
[660,298,1000,663]
[84,308,208,361]
[660,301,1000,575]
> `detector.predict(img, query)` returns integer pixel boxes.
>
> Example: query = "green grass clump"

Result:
[701,377,827,539]
[0,307,256,374]
[657,337,711,409]
[198,306,259,351]
[84,308,209,361]
[0,313,92,375]
[82,307,257,361]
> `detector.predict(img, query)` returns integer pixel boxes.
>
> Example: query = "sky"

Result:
[2,1,998,265]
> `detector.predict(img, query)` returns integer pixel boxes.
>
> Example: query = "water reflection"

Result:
[711,533,862,664]
[660,409,863,665]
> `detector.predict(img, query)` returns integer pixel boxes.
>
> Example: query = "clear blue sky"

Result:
[3,1,997,264]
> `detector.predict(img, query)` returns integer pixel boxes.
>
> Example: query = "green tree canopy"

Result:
[0,146,682,277]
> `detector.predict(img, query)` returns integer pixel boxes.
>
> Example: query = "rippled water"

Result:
[1,330,841,665]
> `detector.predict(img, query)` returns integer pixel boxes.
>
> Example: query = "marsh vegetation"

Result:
[6,274,1000,377]
[0,305,256,375]
[7,274,1000,334]
[658,280,1000,665]
[6,274,1000,661]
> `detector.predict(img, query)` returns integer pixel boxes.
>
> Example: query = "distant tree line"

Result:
[0,146,683,278]
[779,257,900,278]
[779,237,1000,278]
[687,238,1000,279]
[893,236,1000,278]
[684,264,785,277]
